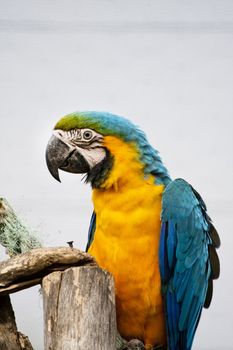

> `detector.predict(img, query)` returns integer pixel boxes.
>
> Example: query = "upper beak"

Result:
[45,135,90,182]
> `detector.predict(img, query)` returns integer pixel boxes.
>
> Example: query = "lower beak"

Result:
[45,135,90,182]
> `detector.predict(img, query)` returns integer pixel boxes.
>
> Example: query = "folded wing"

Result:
[159,179,220,350]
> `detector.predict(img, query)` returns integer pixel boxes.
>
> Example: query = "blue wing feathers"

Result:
[167,220,177,270]
[187,301,202,348]
[159,222,170,283]
[160,179,220,350]
[160,220,178,284]
[166,290,180,349]
[86,211,96,252]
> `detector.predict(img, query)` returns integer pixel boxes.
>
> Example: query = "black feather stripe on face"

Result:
[85,149,114,188]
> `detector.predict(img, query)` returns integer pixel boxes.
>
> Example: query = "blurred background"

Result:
[0,1,232,349]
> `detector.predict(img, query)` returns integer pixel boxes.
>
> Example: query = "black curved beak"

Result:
[45,135,90,182]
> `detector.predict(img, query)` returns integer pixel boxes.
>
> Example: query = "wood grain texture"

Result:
[0,247,95,295]
[42,266,117,350]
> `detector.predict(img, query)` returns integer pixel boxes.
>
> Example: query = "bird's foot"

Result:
[116,332,166,350]
[116,333,144,349]
[127,339,145,349]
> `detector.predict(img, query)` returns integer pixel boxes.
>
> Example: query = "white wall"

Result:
[0,1,232,349]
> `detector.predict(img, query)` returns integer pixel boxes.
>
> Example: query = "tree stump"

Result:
[42,266,117,350]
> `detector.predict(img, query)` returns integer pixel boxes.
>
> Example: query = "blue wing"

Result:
[159,179,220,350]
[86,211,96,252]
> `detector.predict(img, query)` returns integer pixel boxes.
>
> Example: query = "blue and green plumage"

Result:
[55,111,171,186]
[53,111,220,349]
[160,179,219,349]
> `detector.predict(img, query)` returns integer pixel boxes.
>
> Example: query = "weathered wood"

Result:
[0,247,95,295]
[0,199,118,349]
[42,266,117,350]
[0,295,33,350]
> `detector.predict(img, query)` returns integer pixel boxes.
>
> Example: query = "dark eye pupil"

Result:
[84,131,92,140]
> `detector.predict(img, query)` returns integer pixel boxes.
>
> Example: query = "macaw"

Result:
[45,111,220,350]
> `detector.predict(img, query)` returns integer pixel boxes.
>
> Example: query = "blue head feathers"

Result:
[55,111,171,186]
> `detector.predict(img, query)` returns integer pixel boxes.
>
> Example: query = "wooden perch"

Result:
[0,246,148,350]
[0,247,95,295]
[0,247,118,350]
[0,199,147,350]
[42,266,117,350]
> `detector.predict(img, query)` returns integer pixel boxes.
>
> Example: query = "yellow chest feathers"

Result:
[89,136,164,258]
[90,178,163,276]
[88,136,163,280]
[88,137,166,344]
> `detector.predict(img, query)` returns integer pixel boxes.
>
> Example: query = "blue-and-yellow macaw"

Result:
[46,111,220,350]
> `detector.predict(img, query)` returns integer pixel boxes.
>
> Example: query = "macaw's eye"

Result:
[83,130,93,140]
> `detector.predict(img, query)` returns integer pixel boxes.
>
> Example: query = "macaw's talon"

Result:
[116,333,145,350]
[127,339,145,349]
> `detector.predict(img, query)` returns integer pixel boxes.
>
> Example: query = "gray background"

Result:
[0,1,232,349]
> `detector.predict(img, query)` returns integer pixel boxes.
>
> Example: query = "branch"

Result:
[0,247,95,295]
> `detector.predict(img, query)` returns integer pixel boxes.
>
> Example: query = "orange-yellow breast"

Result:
[88,136,167,347]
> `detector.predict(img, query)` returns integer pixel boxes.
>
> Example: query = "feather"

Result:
[187,302,202,348]
[209,222,221,248]
[160,179,220,350]
[176,269,193,302]
[208,245,220,279]
[86,211,96,251]
[167,221,177,270]
[204,278,213,308]
[159,222,171,283]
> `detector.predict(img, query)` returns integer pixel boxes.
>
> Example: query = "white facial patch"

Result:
[77,147,106,168]
[53,129,106,169]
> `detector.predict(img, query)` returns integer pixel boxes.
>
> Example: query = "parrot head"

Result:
[46,111,170,188]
